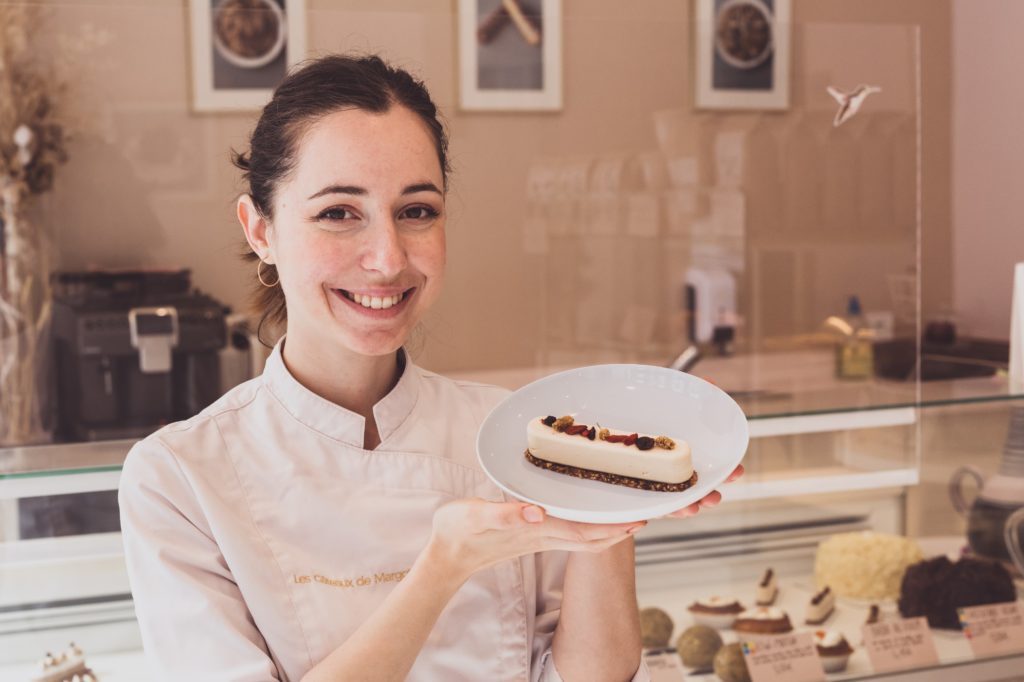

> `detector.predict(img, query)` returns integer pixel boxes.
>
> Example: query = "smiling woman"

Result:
[231,56,450,352]
[117,54,660,682]
[237,101,448,386]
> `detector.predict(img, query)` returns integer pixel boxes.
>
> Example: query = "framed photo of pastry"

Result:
[457,0,563,111]
[694,0,791,110]
[188,0,307,112]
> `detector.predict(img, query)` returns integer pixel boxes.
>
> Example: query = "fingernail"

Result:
[523,506,544,523]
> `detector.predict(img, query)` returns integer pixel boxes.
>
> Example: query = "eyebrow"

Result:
[307,182,442,201]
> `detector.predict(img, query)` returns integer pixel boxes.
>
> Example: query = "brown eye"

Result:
[401,205,439,222]
[316,207,357,221]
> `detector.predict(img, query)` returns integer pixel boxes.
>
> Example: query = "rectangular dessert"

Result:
[525,415,696,492]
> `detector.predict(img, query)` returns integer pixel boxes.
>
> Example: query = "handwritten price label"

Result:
[862,617,939,673]
[643,651,687,682]
[742,632,825,682]
[959,602,1024,658]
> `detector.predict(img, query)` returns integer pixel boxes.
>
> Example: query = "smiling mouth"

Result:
[335,287,415,310]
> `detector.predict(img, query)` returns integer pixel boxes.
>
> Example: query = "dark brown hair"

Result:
[232,54,450,345]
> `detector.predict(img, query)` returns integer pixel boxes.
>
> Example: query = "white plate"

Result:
[476,364,749,523]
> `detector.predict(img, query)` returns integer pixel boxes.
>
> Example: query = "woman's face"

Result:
[261,105,446,358]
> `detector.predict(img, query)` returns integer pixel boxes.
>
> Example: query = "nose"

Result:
[359,215,408,278]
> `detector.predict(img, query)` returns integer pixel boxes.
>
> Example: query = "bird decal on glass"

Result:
[826,84,882,127]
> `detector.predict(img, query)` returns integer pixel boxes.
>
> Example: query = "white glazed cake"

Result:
[805,586,836,624]
[755,568,778,606]
[525,415,696,491]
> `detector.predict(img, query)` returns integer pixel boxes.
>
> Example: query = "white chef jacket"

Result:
[119,338,648,682]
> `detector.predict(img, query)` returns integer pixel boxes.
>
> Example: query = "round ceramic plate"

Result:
[476,364,750,523]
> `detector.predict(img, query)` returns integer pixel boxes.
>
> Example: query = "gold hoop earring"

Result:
[257,260,279,287]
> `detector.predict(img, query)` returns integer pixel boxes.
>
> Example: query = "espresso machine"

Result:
[51,269,228,441]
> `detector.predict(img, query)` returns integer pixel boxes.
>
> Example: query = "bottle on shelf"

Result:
[826,295,875,379]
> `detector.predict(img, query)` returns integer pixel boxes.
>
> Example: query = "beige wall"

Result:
[952,0,1024,340]
[39,0,952,373]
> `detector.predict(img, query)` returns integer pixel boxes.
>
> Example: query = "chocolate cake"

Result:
[897,555,1017,629]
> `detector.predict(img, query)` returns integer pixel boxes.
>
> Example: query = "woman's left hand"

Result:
[665,464,744,518]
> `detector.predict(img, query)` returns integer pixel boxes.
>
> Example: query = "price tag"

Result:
[741,632,825,682]
[643,650,687,682]
[959,601,1024,658]
[862,617,939,673]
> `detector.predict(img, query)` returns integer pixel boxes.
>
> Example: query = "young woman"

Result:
[119,54,741,682]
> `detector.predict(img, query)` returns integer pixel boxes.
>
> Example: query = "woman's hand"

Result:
[665,464,745,518]
[427,498,644,582]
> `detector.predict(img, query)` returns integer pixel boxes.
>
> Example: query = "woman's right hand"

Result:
[427,499,644,582]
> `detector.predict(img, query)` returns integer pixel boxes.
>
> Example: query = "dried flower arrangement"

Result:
[0,6,106,445]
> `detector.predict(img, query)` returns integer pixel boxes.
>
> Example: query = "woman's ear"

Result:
[238,194,274,263]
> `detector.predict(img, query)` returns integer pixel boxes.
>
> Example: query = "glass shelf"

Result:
[2,357,1022,482]
[0,439,133,481]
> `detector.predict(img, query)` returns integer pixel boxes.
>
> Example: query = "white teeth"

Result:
[343,290,405,309]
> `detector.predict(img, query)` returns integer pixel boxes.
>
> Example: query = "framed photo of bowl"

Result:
[189,0,307,112]
[694,0,790,110]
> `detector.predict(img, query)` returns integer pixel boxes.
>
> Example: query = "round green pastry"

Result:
[713,643,751,682]
[638,607,674,648]
[676,624,723,670]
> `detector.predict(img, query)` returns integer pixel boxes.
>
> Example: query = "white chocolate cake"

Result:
[525,415,696,491]
[805,585,836,624]
[755,568,778,605]
[815,531,923,600]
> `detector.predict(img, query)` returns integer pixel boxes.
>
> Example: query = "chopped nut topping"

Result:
[552,415,574,432]
[598,428,610,441]
[655,436,676,450]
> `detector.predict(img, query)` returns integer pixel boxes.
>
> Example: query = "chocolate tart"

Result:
[732,607,794,634]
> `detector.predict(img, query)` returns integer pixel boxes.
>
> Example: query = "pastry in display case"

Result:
[711,643,750,682]
[639,607,675,649]
[687,597,746,630]
[897,555,1017,629]
[676,625,723,671]
[30,643,97,682]
[754,568,778,606]
[814,531,923,600]
[812,630,853,673]
[804,586,835,625]
[732,606,794,635]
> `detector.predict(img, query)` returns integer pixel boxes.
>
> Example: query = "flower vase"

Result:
[0,180,55,447]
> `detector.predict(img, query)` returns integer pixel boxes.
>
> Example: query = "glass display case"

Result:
[1,3,1022,681]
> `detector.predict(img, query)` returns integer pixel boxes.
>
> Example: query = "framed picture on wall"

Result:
[457,0,562,111]
[189,0,307,112]
[694,0,791,110]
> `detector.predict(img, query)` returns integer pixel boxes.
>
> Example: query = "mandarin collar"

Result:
[261,336,420,449]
